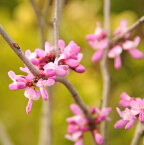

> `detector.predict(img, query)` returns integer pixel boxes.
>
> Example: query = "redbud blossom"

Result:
[66,104,111,145]
[8,40,85,113]
[115,92,144,130]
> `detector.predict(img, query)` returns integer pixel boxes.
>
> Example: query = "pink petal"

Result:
[128,48,143,59]
[58,40,65,52]
[119,100,130,108]
[9,83,18,90]
[68,41,80,56]
[40,87,49,100]
[70,104,83,115]
[120,92,131,100]
[114,56,122,69]
[114,119,128,129]
[45,69,56,77]
[74,65,86,73]
[75,138,83,145]
[139,109,144,123]
[26,99,33,114]
[92,49,104,62]
[94,132,103,145]
[66,59,79,68]
[125,118,136,130]
[24,87,40,100]
[8,71,16,81]
[56,65,69,77]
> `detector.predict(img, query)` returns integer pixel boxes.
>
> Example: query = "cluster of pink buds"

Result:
[65,104,111,145]
[114,92,144,130]
[86,20,143,69]
[8,40,85,114]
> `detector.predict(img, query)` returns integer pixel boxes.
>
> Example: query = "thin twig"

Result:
[0,122,14,145]
[30,0,46,48]
[0,24,40,76]
[112,16,144,43]
[53,0,61,57]
[100,0,111,144]
[131,122,144,145]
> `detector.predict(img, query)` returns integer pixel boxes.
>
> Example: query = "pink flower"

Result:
[114,107,136,130]
[114,19,130,39]
[119,92,134,107]
[43,59,69,77]
[25,50,39,65]
[24,87,40,114]
[66,104,111,145]
[93,130,103,145]
[36,78,55,100]
[123,37,143,59]
[59,40,85,73]
[130,98,144,123]
[86,22,107,42]
[108,45,122,69]
[115,93,144,130]
[91,40,108,62]
[8,71,26,90]
[86,22,108,62]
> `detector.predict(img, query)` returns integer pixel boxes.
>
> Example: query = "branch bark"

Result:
[112,16,144,43]
[56,77,97,143]
[131,122,144,145]
[0,122,14,145]
[53,0,62,57]
[30,0,46,48]
[0,24,40,76]
[100,0,111,145]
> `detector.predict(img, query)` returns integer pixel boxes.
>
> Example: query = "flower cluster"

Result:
[66,104,111,145]
[114,92,144,130]
[86,20,143,69]
[8,40,85,114]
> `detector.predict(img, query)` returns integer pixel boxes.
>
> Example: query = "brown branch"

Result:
[131,122,144,145]
[112,16,144,43]
[0,24,40,76]
[100,0,111,145]
[30,0,46,48]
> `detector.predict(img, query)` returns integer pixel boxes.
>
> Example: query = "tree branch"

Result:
[56,77,97,141]
[100,0,111,144]
[30,0,46,48]
[0,122,14,145]
[0,24,40,76]
[53,0,64,57]
[131,122,144,145]
[112,16,144,43]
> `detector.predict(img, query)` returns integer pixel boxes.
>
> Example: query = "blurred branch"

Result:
[100,0,111,145]
[112,16,144,43]
[29,0,46,48]
[53,0,65,57]
[0,24,40,76]
[38,87,53,145]
[56,77,97,145]
[131,122,144,145]
[0,122,14,145]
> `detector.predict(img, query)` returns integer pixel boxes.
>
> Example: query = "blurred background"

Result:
[0,0,144,145]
